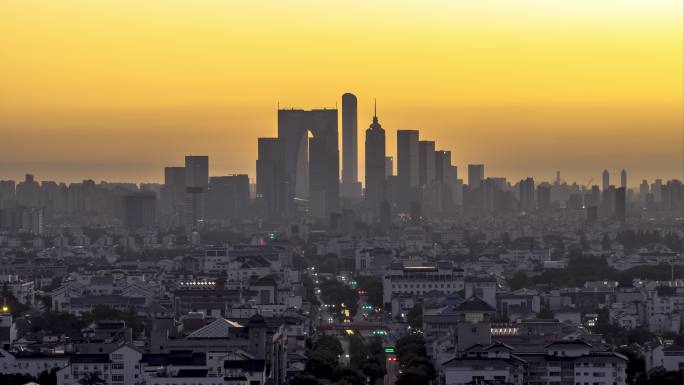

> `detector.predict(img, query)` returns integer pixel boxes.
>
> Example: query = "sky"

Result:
[0,0,682,187]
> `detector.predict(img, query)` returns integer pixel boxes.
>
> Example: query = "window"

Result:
[112,374,124,381]
[111,354,123,361]
[112,363,124,370]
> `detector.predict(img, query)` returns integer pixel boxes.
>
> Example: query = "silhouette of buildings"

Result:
[364,104,386,217]
[396,130,419,212]
[341,93,361,199]
[266,108,340,220]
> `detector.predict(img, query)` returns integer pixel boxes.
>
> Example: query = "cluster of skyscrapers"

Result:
[255,93,459,226]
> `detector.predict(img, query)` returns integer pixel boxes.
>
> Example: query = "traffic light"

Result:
[384,347,395,353]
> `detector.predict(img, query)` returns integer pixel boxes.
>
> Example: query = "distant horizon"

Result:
[1,1,682,187]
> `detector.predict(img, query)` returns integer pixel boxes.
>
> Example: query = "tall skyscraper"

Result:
[364,104,386,215]
[639,180,649,203]
[278,108,339,219]
[468,164,485,188]
[385,157,393,178]
[519,177,535,213]
[615,187,626,222]
[341,93,360,198]
[184,156,209,231]
[602,169,610,191]
[161,166,186,226]
[537,184,551,211]
[397,130,419,210]
[418,140,436,186]
[256,137,285,220]
[620,169,627,188]
[434,150,451,183]
[185,156,209,189]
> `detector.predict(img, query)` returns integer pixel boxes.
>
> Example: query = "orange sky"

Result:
[0,0,682,186]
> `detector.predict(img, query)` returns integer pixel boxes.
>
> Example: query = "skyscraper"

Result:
[519,177,535,213]
[468,164,485,188]
[256,137,285,220]
[620,169,627,188]
[418,140,436,186]
[397,130,419,210]
[602,169,610,191]
[185,156,209,189]
[434,150,451,183]
[161,166,186,226]
[341,93,360,198]
[278,108,339,219]
[385,157,393,178]
[615,187,626,222]
[184,156,209,231]
[364,104,386,215]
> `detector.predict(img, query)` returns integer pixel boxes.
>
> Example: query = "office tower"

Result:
[161,166,186,225]
[207,175,250,222]
[639,180,649,203]
[418,140,436,186]
[602,169,610,191]
[278,108,339,219]
[397,130,420,210]
[16,174,40,208]
[615,187,626,222]
[184,156,208,231]
[185,156,209,188]
[434,151,451,183]
[651,179,662,202]
[256,137,285,220]
[341,93,361,198]
[0,180,16,209]
[537,184,551,211]
[365,107,386,214]
[468,164,485,188]
[664,180,682,211]
[620,169,627,188]
[588,185,601,208]
[122,192,156,230]
[602,186,615,218]
[555,171,561,185]
[385,157,393,178]
[519,177,535,213]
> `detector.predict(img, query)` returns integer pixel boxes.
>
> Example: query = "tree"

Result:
[508,271,530,291]
[357,276,383,308]
[77,372,106,385]
[289,374,320,385]
[395,367,430,385]
[305,350,338,379]
[332,368,365,385]
[407,304,423,330]
[361,358,386,385]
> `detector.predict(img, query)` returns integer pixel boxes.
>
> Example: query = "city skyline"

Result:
[1,1,682,184]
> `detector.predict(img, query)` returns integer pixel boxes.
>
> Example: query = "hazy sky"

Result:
[1,0,682,186]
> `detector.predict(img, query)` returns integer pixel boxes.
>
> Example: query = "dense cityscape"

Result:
[0,92,682,385]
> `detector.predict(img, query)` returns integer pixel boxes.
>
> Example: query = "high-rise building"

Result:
[468,164,485,188]
[639,180,650,203]
[537,184,551,211]
[615,187,626,222]
[602,169,610,191]
[341,93,360,198]
[651,179,662,202]
[185,156,209,189]
[365,106,386,215]
[620,169,627,188]
[397,130,420,210]
[256,137,285,220]
[278,108,339,219]
[161,166,186,226]
[207,175,250,222]
[0,180,16,209]
[184,156,209,231]
[385,157,393,178]
[519,177,535,213]
[122,192,156,230]
[434,151,451,183]
[418,140,436,186]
